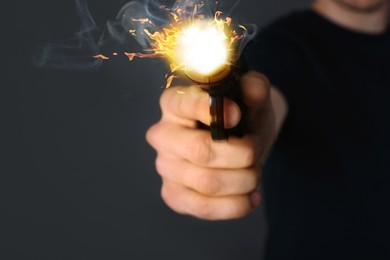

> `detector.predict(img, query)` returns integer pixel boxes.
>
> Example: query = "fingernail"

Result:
[250,191,261,208]
[247,75,265,85]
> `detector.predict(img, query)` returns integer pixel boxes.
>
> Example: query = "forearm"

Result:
[260,86,288,163]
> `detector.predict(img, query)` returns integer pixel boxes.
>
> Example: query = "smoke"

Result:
[102,0,258,61]
[99,1,156,48]
[32,0,103,70]
[32,0,257,70]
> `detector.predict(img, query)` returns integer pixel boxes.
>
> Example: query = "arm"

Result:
[146,71,288,220]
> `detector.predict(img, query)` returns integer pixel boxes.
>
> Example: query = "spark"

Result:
[131,18,153,25]
[124,52,159,61]
[93,54,110,60]
[94,1,249,88]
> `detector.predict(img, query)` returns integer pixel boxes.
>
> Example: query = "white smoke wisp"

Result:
[32,0,257,72]
[102,0,257,61]
[32,0,103,70]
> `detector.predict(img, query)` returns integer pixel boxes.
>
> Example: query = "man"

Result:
[146,0,390,259]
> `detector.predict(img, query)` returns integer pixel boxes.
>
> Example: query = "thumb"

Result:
[240,71,272,111]
[240,71,276,140]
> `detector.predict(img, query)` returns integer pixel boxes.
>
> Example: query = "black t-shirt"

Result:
[243,10,390,259]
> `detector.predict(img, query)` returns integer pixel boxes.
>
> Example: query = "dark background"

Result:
[2,0,310,259]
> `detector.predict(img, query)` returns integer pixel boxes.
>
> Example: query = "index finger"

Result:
[160,85,241,128]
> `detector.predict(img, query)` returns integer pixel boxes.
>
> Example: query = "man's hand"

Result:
[146,71,286,220]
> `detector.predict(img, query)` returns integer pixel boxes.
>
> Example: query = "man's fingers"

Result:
[146,123,259,169]
[156,156,260,197]
[161,181,261,221]
[160,86,241,128]
[159,72,271,129]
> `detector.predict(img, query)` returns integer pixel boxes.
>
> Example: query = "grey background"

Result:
[2,0,311,259]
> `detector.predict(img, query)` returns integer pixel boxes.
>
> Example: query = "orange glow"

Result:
[165,74,176,89]
[131,18,153,25]
[125,6,245,87]
[124,52,159,61]
[95,1,248,88]
[93,54,110,60]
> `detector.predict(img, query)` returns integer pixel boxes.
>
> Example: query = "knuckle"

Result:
[155,156,168,178]
[192,197,213,220]
[240,145,256,167]
[145,125,155,146]
[160,184,184,215]
[161,183,183,215]
[243,169,260,192]
[186,134,214,165]
[230,204,251,219]
[145,123,161,148]
[159,87,175,112]
[195,172,221,196]
[225,197,253,219]
[160,183,172,204]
